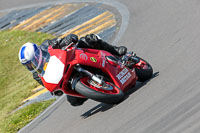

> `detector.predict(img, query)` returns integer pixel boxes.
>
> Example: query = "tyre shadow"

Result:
[125,71,159,96]
[81,72,159,119]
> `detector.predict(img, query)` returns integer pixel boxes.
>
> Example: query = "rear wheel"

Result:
[134,56,153,82]
[74,77,124,104]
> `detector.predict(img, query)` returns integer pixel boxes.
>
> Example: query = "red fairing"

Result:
[41,46,68,92]
[73,48,137,91]
[40,45,138,97]
[41,77,61,92]
[48,46,68,64]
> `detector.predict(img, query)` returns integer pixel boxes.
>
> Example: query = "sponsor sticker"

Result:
[102,59,105,67]
[90,57,97,62]
[116,68,128,80]
[120,72,131,84]
[43,62,48,71]
[80,53,88,61]
[116,68,131,85]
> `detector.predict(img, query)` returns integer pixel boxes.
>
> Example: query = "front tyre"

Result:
[134,56,153,82]
[74,77,124,104]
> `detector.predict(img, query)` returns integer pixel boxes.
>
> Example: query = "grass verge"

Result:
[0,30,55,132]
[0,99,56,133]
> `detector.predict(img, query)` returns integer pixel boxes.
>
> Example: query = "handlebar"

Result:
[61,42,78,51]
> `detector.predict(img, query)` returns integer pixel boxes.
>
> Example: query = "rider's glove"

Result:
[85,34,100,44]
[60,34,78,48]
[33,72,44,86]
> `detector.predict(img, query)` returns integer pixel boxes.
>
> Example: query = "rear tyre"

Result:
[134,56,153,82]
[75,77,124,104]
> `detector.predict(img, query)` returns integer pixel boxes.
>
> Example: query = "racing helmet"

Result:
[19,42,44,73]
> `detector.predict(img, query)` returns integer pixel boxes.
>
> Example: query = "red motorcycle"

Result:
[38,43,153,104]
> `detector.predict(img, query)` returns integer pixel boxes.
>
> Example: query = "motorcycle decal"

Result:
[116,68,128,80]
[43,56,64,84]
[80,53,88,61]
[116,68,131,85]
[43,62,48,71]
[101,52,106,67]
[102,59,105,67]
[90,57,97,62]
[120,72,131,85]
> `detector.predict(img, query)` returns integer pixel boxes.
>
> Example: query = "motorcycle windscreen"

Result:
[29,48,50,74]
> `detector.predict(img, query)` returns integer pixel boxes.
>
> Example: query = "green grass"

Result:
[0,99,56,133]
[0,30,55,132]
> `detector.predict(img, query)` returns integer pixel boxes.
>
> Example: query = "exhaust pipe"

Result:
[75,64,103,85]
[53,90,64,96]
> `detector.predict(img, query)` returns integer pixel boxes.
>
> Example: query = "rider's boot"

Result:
[83,34,127,56]
[100,40,127,56]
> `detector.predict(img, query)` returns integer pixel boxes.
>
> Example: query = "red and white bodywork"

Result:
[38,44,152,104]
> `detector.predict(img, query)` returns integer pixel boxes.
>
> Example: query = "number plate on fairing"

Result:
[43,56,64,84]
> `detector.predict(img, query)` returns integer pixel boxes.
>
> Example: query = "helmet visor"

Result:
[29,47,49,74]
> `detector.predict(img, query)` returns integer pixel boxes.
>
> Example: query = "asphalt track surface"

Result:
[1,0,200,133]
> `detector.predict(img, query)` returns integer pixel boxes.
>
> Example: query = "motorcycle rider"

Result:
[19,34,127,106]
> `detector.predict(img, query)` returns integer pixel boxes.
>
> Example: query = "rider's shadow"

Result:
[81,103,114,119]
[81,72,159,119]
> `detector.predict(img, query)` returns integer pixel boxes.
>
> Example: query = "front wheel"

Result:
[74,77,124,104]
[134,56,153,82]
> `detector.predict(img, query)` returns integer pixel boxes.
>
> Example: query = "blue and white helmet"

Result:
[19,42,38,64]
[19,42,43,72]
